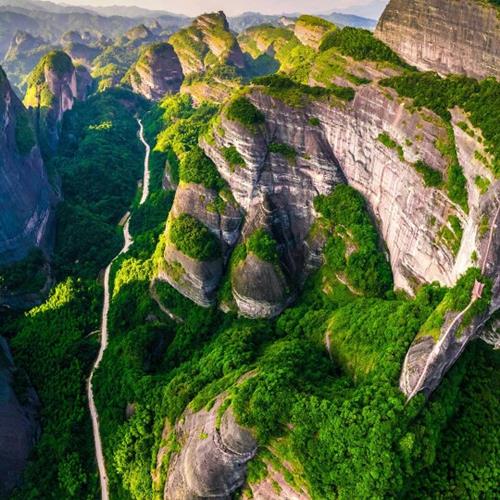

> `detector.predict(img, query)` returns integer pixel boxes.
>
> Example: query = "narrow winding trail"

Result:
[138,118,151,205]
[87,119,151,500]
[405,203,500,401]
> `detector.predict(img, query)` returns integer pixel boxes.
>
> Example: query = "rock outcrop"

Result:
[23,50,92,154]
[375,0,500,79]
[201,82,498,393]
[0,66,53,265]
[169,11,245,76]
[126,42,183,100]
[159,180,242,307]
[164,397,256,499]
[0,337,39,496]
[399,112,500,399]
[293,15,335,50]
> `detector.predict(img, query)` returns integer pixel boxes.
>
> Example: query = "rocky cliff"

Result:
[0,66,53,266]
[163,395,256,499]
[23,50,92,154]
[125,42,183,100]
[169,11,245,76]
[375,0,500,79]
[293,15,335,50]
[0,337,39,497]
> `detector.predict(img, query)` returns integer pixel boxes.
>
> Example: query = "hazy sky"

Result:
[55,0,389,17]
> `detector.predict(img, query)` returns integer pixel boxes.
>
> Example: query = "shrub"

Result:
[169,214,221,261]
[253,74,354,107]
[414,160,444,187]
[378,132,404,161]
[314,185,393,297]
[269,142,297,160]
[15,110,36,154]
[222,146,245,168]
[246,229,279,263]
[319,27,406,66]
[179,146,225,191]
[225,96,265,129]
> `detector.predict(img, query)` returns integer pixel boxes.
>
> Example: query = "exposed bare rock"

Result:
[293,15,334,50]
[375,0,500,79]
[164,398,256,499]
[0,66,54,266]
[157,179,242,307]
[160,242,224,307]
[23,50,91,153]
[0,337,39,496]
[126,42,183,100]
[4,30,47,61]
[124,24,156,47]
[232,253,290,319]
[170,11,245,76]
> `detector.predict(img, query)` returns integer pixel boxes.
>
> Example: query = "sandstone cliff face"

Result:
[127,42,183,101]
[23,50,92,154]
[159,181,242,307]
[399,111,499,399]
[293,16,334,50]
[202,87,466,303]
[0,337,39,496]
[169,11,245,76]
[375,0,500,79]
[0,66,53,265]
[201,84,497,399]
[164,398,256,499]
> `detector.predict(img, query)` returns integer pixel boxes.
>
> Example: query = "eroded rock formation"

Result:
[126,42,183,100]
[375,0,500,79]
[0,66,53,265]
[169,11,245,76]
[164,397,256,499]
[23,50,92,153]
[159,181,242,307]
[0,337,39,496]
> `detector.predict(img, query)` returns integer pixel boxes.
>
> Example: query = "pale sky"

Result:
[55,0,389,17]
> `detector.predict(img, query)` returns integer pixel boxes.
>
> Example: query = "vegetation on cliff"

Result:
[382,73,500,178]
[169,213,221,261]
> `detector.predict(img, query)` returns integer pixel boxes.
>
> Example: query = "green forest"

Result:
[0,10,498,500]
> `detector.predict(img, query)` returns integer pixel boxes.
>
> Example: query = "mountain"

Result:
[124,42,183,100]
[169,11,244,76]
[376,0,500,79]
[23,50,92,153]
[336,0,390,19]
[0,337,39,496]
[0,2,499,499]
[0,66,53,267]
[0,5,186,59]
[320,12,377,29]
[2,30,56,91]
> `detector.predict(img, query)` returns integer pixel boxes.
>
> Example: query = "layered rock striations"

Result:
[0,337,39,496]
[293,15,335,50]
[23,50,92,154]
[159,177,242,307]
[375,0,500,79]
[126,42,183,100]
[202,82,497,391]
[399,113,500,399]
[164,395,256,499]
[0,66,53,265]
[169,11,245,76]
